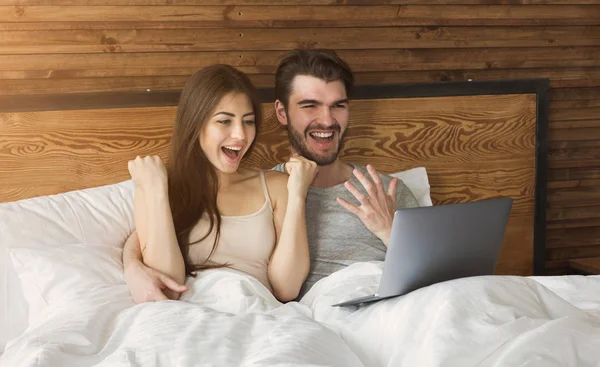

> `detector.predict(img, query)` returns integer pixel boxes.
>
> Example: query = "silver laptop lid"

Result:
[378,197,512,298]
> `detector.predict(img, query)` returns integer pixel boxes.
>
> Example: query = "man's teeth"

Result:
[223,146,242,151]
[310,132,334,138]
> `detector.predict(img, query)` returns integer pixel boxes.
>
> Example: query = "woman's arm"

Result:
[128,156,186,300]
[266,156,317,302]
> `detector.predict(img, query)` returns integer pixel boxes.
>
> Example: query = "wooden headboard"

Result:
[0,79,549,276]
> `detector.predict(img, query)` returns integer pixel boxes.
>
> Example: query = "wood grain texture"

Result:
[550,127,600,142]
[351,69,600,88]
[551,99,600,109]
[547,246,600,262]
[547,178,600,190]
[0,107,175,201]
[1,47,598,76]
[568,257,600,274]
[550,167,600,181]
[550,107,600,122]
[2,68,599,96]
[551,87,600,101]
[4,1,598,5]
[0,5,596,26]
[547,218,600,230]
[4,15,599,31]
[2,1,595,276]
[548,132,600,171]
[2,27,598,54]
[7,62,600,81]
[550,119,600,130]
[548,186,600,208]
[547,228,600,249]
[0,93,538,276]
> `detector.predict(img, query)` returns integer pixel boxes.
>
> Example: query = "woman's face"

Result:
[200,92,257,174]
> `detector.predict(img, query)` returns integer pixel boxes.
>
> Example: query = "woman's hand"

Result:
[285,154,318,200]
[127,155,168,191]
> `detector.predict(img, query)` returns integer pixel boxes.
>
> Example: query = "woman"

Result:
[126,65,317,302]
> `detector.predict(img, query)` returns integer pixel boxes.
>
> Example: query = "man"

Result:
[122,49,418,302]
[270,49,418,296]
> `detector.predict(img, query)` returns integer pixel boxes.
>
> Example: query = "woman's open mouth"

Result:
[221,145,243,163]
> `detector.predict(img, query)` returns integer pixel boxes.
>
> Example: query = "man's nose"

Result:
[320,108,335,127]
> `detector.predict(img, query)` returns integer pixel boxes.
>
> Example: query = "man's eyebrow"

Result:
[333,98,349,105]
[297,99,322,105]
[297,99,349,106]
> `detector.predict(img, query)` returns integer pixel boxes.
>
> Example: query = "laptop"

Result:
[332,197,513,307]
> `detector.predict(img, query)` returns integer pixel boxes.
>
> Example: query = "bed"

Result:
[1,79,600,366]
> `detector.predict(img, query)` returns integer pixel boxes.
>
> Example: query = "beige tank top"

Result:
[188,171,276,291]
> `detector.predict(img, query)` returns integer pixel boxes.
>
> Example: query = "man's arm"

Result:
[394,179,419,210]
[122,230,187,303]
[123,230,143,270]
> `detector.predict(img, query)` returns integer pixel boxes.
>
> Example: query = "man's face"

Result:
[277,75,349,166]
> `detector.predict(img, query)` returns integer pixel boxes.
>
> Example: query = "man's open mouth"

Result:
[309,131,335,142]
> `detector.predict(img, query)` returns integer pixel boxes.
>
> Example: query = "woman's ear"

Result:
[274,100,288,126]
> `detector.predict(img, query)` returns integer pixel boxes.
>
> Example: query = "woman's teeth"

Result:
[222,146,242,159]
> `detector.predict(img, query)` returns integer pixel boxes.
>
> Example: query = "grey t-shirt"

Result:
[272,163,419,298]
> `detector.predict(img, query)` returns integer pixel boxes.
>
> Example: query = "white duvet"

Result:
[3,261,600,367]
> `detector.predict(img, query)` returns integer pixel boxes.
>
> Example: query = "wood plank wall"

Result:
[0,1,598,274]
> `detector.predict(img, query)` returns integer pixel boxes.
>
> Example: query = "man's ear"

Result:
[274,100,288,126]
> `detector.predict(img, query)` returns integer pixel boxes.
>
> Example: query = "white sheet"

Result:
[303,263,600,367]
[3,262,600,367]
[0,268,363,367]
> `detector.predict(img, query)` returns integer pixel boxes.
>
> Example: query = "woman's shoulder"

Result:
[264,170,288,191]
[262,170,288,209]
[237,168,287,191]
[264,169,288,180]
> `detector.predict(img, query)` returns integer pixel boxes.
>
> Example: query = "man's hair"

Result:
[274,49,354,109]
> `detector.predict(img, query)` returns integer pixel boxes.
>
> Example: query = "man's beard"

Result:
[286,116,345,166]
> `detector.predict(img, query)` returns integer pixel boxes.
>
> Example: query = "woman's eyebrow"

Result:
[213,111,235,117]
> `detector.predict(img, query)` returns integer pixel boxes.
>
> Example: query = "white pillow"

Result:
[390,166,432,207]
[0,180,134,353]
[9,244,126,324]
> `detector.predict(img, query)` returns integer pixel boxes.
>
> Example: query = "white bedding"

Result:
[0,267,363,367]
[0,168,432,353]
[303,263,600,367]
[3,175,600,366]
[2,261,600,367]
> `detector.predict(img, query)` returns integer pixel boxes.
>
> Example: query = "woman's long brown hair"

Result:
[168,64,262,276]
